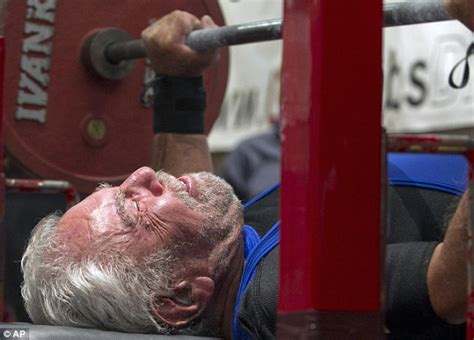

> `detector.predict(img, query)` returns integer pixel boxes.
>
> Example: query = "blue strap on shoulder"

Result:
[241,225,261,258]
[232,183,281,339]
[233,221,280,340]
[388,153,468,196]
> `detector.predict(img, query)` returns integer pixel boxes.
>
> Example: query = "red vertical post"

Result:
[0,37,5,321]
[278,0,384,338]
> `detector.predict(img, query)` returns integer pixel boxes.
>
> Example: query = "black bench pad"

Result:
[0,323,220,340]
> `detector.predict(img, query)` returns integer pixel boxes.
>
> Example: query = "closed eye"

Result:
[114,189,137,227]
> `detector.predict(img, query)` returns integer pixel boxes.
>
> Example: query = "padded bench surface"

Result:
[0,323,220,340]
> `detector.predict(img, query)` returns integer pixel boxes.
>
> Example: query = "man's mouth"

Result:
[177,176,193,196]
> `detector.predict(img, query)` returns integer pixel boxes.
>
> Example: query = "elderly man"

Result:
[21,7,472,340]
[22,167,244,336]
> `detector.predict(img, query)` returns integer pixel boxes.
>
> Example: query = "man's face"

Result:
[57,167,240,258]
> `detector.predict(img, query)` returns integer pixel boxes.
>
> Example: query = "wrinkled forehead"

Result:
[65,187,117,222]
[55,188,119,251]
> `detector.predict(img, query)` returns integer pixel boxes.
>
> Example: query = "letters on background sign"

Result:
[16,0,57,124]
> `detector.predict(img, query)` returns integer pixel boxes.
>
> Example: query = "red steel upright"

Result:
[0,37,5,321]
[278,0,384,338]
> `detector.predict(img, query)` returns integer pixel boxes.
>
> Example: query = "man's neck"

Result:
[213,237,244,339]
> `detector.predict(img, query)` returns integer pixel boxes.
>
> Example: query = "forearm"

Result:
[150,76,212,176]
[427,191,470,324]
[151,133,212,177]
[141,11,219,176]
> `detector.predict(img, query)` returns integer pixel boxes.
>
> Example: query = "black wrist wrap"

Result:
[153,76,206,134]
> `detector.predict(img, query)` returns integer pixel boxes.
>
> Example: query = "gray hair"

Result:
[21,172,242,336]
[21,213,177,334]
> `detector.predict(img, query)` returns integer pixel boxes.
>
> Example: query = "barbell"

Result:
[84,1,455,80]
[1,0,457,193]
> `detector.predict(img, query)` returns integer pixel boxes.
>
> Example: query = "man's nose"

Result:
[120,166,163,197]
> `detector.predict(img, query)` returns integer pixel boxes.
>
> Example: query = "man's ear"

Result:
[151,276,215,329]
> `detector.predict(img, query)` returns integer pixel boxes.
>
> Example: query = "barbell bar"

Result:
[383,0,453,27]
[106,18,283,64]
[82,18,283,79]
[83,1,454,80]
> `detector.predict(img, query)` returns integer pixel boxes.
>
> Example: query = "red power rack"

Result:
[278,1,472,339]
[278,0,384,338]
